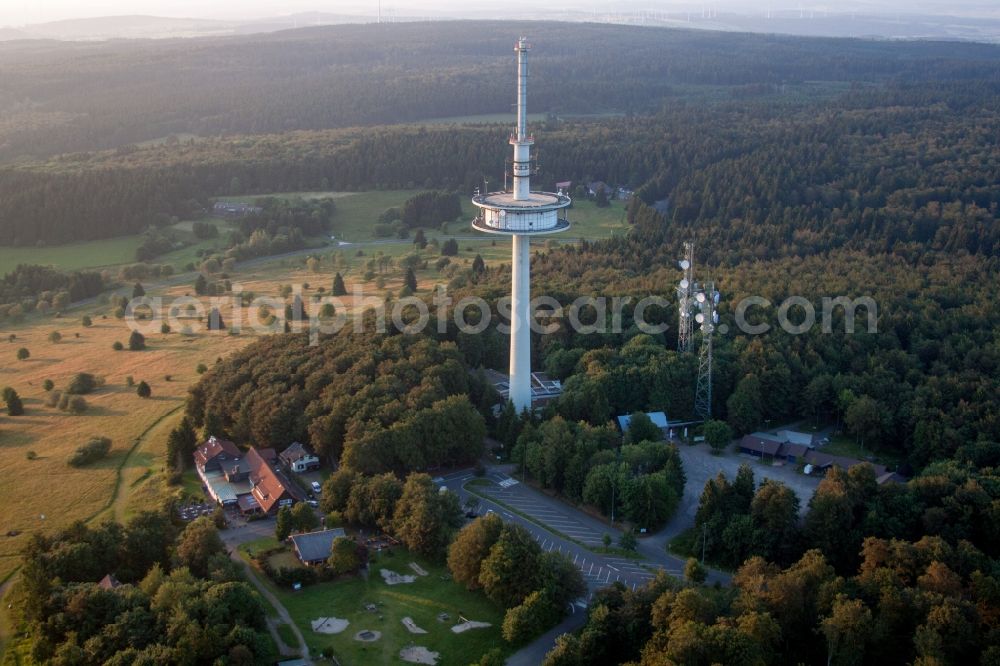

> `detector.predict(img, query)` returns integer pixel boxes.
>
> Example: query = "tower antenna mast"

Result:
[677,241,695,353]
[694,281,719,420]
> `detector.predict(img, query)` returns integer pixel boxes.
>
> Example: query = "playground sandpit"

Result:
[381,568,416,585]
[402,617,428,634]
[400,646,440,664]
[451,619,492,633]
[311,617,349,634]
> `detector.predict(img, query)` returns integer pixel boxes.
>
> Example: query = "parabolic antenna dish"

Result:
[680,260,690,270]
[696,293,706,303]
[680,279,689,289]
[695,314,704,324]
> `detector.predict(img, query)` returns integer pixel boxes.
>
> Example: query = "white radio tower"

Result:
[676,241,695,353]
[472,38,571,413]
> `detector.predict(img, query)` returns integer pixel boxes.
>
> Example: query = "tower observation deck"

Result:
[472,38,571,413]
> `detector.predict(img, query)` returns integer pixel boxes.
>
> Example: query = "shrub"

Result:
[3,387,24,416]
[161,322,170,334]
[42,379,54,391]
[326,537,363,576]
[128,330,146,351]
[26,450,37,460]
[136,381,151,398]
[66,373,98,394]
[16,347,29,361]
[68,437,112,467]
[81,315,92,327]
[45,390,62,407]
[112,341,124,351]
[196,363,208,374]
[125,376,135,387]
[67,396,88,414]
[48,331,62,343]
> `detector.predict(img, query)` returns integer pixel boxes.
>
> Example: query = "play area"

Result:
[240,543,507,665]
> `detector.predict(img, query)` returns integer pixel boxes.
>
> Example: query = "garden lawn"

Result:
[239,543,509,666]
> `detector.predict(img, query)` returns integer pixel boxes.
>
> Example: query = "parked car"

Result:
[311,481,322,494]
[307,500,319,508]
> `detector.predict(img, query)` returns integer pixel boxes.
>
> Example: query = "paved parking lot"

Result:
[440,470,701,594]
[668,442,822,539]
[482,478,608,546]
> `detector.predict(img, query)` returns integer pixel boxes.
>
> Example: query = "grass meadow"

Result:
[0,305,254,583]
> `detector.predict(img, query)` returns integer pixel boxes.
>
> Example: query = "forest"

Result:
[543,459,1000,665]
[184,331,494,474]
[11,513,274,664]
[2,21,999,162]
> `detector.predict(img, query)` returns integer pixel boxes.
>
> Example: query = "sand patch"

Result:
[451,620,492,633]
[409,562,429,576]
[381,568,416,585]
[400,646,440,664]
[401,616,428,634]
[354,629,381,642]
[311,617,349,634]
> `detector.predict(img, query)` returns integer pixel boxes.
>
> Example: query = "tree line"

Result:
[4,20,997,161]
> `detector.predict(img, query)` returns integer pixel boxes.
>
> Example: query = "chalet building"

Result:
[194,437,305,515]
[290,528,348,566]
[279,442,321,473]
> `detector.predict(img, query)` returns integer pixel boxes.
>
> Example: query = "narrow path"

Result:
[111,404,185,522]
[229,550,311,663]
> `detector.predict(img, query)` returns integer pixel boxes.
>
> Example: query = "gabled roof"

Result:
[739,435,783,456]
[248,447,306,513]
[779,430,814,446]
[804,449,887,477]
[193,436,240,467]
[290,528,347,563]
[98,573,121,590]
[280,441,315,464]
[780,442,811,459]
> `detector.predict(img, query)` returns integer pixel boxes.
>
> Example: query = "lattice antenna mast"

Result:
[694,280,719,420]
[676,241,695,353]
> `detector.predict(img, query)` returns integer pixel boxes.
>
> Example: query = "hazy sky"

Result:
[4,0,999,26]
